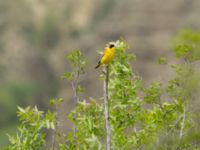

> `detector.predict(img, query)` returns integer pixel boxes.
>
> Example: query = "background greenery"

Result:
[5,38,200,149]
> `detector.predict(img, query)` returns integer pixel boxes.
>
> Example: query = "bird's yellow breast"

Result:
[100,47,115,65]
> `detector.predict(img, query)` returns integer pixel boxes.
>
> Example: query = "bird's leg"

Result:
[102,66,106,74]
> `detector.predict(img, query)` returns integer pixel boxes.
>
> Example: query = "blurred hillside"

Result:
[0,0,199,146]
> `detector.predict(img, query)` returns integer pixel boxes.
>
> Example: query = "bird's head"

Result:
[108,42,115,49]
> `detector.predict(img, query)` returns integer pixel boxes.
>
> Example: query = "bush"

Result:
[5,29,200,150]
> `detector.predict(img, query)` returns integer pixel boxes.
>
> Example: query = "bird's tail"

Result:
[95,61,101,69]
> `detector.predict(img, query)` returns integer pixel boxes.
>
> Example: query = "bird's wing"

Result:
[98,47,107,61]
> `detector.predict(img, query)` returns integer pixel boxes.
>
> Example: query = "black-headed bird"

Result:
[95,43,115,69]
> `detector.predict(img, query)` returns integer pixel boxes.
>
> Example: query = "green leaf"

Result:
[143,82,162,104]
[61,72,73,80]
[157,56,167,65]
[17,106,25,113]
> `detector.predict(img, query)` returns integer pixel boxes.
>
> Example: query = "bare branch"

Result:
[104,65,111,150]
[52,105,58,150]
[179,106,186,139]
[71,68,80,141]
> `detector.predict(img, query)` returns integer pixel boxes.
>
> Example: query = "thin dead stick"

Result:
[175,106,186,150]
[72,80,79,141]
[52,105,58,150]
[103,65,111,150]
[71,67,80,141]
[179,106,186,139]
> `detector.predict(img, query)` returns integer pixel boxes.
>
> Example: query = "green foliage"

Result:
[60,50,87,149]
[167,29,200,149]
[168,29,200,102]
[167,64,199,102]
[173,29,200,61]
[108,41,142,149]
[60,99,105,150]
[5,30,200,149]
[6,106,56,150]
[143,82,162,104]
[59,39,194,149]
[49,98,64,106]
[157,56,167,65]
[62,50,86,82]
[0,81,39,146]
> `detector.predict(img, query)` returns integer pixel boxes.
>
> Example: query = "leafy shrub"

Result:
[6,106,55,150]
[5,29,200,150]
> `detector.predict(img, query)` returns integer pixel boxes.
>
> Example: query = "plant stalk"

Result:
[71,68,80,141]
[103,65,111,150]
[180,106,186,139]
[52,105,58,150]
[72,81,79,141]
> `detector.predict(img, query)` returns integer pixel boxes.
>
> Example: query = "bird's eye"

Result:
[109,44,115,48]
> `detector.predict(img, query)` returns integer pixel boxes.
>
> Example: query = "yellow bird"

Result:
[95,43,115,69]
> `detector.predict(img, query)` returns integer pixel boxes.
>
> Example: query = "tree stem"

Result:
[72,81,79,141]
[71,67,80,141]
[104,65,111,150]
[180,106,186,139]
[52,105,58,150]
